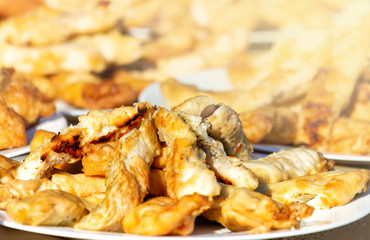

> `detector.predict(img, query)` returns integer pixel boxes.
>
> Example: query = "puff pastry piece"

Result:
[326,117,370,155]
[74,112,160,231]
[0,31,142,75]
[243,148,334,185]
[0,102,26,150]
[262,170,369,209]
[16,102,153,180]
[295,28,369,150]
[0,0,132,46]
[153,107,221,199]
[122,194,212,236]
[6,190,89,226]
[0,68,55,126]
[203,184,313,233]
[239,106,298,145]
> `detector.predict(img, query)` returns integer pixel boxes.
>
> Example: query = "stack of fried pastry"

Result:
[0,0,359,111]
[0,96,368,236]
[160,4,370,155]
[0,67,55,150]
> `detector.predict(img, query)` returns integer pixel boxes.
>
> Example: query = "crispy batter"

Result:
[74,112,160,231]
[29,129,55,152]
[122,194,212,236]
[6,190,89,226]
[263,170,369,209]
[203,184,313,233]
[81,143,116,176]
[326,118,370,155]
[0,68,55,126]
[153,107,221,199]
[0,102,26,150]
[243,148,333,185]
[0,155,21,183]
[148,168,167,197]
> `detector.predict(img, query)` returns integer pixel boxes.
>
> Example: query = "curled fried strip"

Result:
[74,114,160,231]
[122,194,212,236]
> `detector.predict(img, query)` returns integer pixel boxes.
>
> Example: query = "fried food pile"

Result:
[0,67,55,150]
[160,1,370,155]
[0,0,361,111]
[0,96,368,236]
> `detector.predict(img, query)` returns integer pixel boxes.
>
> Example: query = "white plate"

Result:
[0,188,369,240]
[0,113,68,158]
[55,100,89,117]
[138,67,233,107]
[253,144,370,166]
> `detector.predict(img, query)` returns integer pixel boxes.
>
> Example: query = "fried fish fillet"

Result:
[0,68,55,126]
[6,189,89,226]
[243,148,334,185]
[262,170,369,209]
[122,194,212,236]
[74,112,160,231]
[16,102,153,180]
[153,107,221,199]
[203,184,313,233]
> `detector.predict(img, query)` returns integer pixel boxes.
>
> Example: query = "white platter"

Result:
[253,144,370,166]
[0,113,68,158]
[0,188,369,240]
[55,100,89,117]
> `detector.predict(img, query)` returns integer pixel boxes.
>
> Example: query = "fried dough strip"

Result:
[262,170,369,209]
[203,184,313,234]
[177,111,258,190]
[243,148,333,185]
[16,102,152,180]
[0,103,26,150]
[153,107,221,199]
[122,194,212,236]
[6,190,89,227]
[74,114,160,231]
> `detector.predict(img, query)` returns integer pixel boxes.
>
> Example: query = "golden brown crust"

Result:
[122,194,212,236]
[265,170,369,209]
[203,184,313,233]
[0,68,55,126]
[0,102,26,150]
[326,118,370,155]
